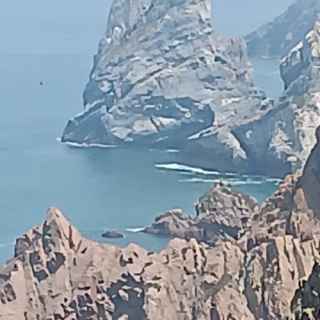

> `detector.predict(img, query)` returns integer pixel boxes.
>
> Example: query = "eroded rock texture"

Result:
[144,183,258,244]
[234,21,320,176]
[62,0,272,173]
[0,208,254,320]
[2,127,320,319]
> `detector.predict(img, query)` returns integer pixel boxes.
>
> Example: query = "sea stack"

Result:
[62,0,272,174]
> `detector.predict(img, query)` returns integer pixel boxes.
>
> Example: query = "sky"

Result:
[0,0,295,55]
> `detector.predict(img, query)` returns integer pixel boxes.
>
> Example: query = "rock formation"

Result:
[246,0,320,58]
[290,134,320,317]
[2,127,320,319]
[102,230,125,239]
[144,183,258,244]
[62,0,273,173]
[234,21,320,176]
[0,207,255,320]
[290,263,320,319]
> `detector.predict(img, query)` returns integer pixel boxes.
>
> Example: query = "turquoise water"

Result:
[0,1,291,262]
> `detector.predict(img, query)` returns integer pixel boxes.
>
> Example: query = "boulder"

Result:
[102,230,125,239]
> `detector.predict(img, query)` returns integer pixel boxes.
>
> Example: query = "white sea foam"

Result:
[229,180,265,186]
[155,163,220,175]
[60,140,117,149]
[165,149,180,153]
[223,172,238,177]
[125,227,145,233]
[178,178,217,183]
[265,178,282,183]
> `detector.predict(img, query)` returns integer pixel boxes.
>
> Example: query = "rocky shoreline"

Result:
[61,0,320,178]
[3,0,320,319]
[1,126,320,319]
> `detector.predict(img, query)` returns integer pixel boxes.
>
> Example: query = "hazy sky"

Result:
[0,0,294,54]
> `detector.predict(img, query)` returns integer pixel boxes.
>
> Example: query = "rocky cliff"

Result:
[233,21,320,176]
[285,129,320,320]
[2,128,320,319]
[0,208,256,320]
[144,183,258,244]
[246,0,320,58]
[61,0,272,173]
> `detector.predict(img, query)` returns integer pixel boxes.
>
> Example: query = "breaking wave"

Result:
[57,138,117,149]
[155,163,220,176]
[125,227,145,233]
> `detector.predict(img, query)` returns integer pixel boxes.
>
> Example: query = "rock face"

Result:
[102,230,125,239]
[62,0,273,173]
[291,263,320,319]
[2,129,320,319]
[234,21,320,176]
[282,127,320,320]
[246,0,320,58]
[0,208,255,320]
[144,183,258,244]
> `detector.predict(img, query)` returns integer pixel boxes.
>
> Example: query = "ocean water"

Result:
[0,0,293,262]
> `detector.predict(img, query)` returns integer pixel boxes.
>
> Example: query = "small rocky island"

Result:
[102,230,125,239]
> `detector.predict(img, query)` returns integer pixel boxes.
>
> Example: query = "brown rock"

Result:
[145,183,258,244]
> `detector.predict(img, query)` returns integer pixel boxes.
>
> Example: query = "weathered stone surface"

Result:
[2,131,320,320]
[102,230,125,239]
[234,21,320,176]
[0,207,255,320]
[145,183,258,244]
[246,0,320,58]
[61,0,273,174]
[291,263,320,320]
[283,127,320,320]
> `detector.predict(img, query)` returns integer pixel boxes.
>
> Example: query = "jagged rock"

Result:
[246,0,320,58]
[61,0,273,174]
[0,208,256,320]
[102,230,125,239]
[144,183,258,244]
[290,263,320,319]
[3,129,320,319]
[245,127,320,247]
[234,21,320,176]
[295,126,320,218]
[143,209,197,238]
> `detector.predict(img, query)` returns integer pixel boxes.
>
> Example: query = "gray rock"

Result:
[246,0,320,58]
[61,0,272,173]
[234,22,320,176]
[102,230,125,239]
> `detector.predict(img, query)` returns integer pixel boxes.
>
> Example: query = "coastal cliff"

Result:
[61,0,272,173]
[2,127,320,319]
[234,21,320,176]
